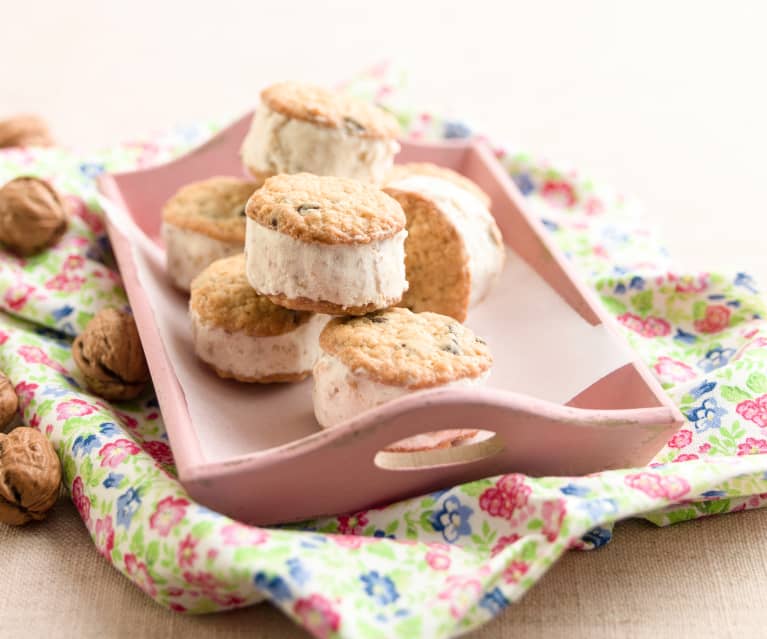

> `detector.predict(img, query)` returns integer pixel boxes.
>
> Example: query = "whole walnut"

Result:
[0,177,69,256]
[73,308,150,401]
[0,115,54,148]
[0,373,19,431]
[0,427,61,526]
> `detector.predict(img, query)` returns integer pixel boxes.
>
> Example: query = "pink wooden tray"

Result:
[97,112,684,526]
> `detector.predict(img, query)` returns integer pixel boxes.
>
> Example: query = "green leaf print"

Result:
[693,300,708,321]
[460,478,493,497]
[191,520,215,539]
[720,385,751,402]
[130,526,145,555]
[746,372,767,394]
[631,290,653,316]
[600,296,627,315]
[146,540,159,566]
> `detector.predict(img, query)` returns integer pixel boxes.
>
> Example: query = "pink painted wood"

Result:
[98,112,684,525]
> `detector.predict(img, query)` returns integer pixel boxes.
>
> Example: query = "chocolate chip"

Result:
[238,206,246,217]
[441,344,462,355]
[370,316,387,324]
[475,337,487,345]
[297,203,320,215]
[270,217,278,228]
[343,117,365,134]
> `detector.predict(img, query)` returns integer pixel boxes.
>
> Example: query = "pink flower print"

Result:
[3,282,35,311]
[94,515,115,559]
[65,195,104,234]
[698,442,712,454]
[675,274,709,293]
[736,395,767,428]
[490,534,521,557]
[56,399,96,420]
[694,305,731,334]
[737,437,767,456]
[331,535,365,549]
[149,496,189,536]
[220,523,268,546]
[18,345,65,372]
[653,357,696,383]
[479,474,531,520]
[624,472,690,500]
[71,476,91,523]
[141,440,174,466]
[503,561,530,584]
[293,594,341,639]
[337,511,368,535]
[583,196,604,216]
[672,454,699,462]
[62,254,85,271]
[617,313,671,338]
[178,534,198,568]
[14,381,38,412]
[425,551,450,570]
[541,499,566,542]
[668,429,693,449]
[98,439,140,468]
[125,553,157,597]
[438,575,483,619]
[114,411,139,430]
[45,273,85,292]
[540,179,577,208]
[0,330,8,345]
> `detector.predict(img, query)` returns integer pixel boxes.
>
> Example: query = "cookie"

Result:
[244,173,408,315]
[312,308,492,437]
[161,176,260,292]
[386,163,491,207]
[240,82,400,184]
[189,254,328,383]
[384,176,505,322]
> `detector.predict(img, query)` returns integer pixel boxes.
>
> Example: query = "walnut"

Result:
[0,373,19,431]
[0,177,69,256]
[73,308,150,401]
[0,427,61,526]
[0,115,54,148]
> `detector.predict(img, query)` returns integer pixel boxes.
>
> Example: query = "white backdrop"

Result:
[3,1,766,282]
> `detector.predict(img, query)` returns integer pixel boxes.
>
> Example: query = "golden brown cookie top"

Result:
[162,177,260,244]
[386,163,491,207]
[261,82,401,140]
[246,173,406,245]
[190,254,314,336]
[319,308,492,389]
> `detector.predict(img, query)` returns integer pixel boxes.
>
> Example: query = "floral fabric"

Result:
[1,65,766,638]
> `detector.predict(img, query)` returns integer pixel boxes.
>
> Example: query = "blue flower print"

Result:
[360,571,399,605]
[698,346,736,372]
[701,490,727,498]
[735,272,758,293]
[541,218,559,232]
[429,495,473,543]
[690,379,716,399]
[373,529,395,539]
[116,488,141,529]
[512,172,535,196]
[253,572,292,602]
[479,588,509,615]
[103,473,124,489]
[674,328,698,344]
[629,276,645,290]
[615,282,627,294]
[686,398,727,433]
[443,120,472,139]
[286,558,310,586]
[42,384,69,398]
[72,434,100,457]
[99,422,120,436]
[579,498,619,522]
[80,162,105,178]
[51,305,74,321]
[560,483,591,497]
[581,526,612,548]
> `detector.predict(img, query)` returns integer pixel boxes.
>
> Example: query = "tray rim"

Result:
[96,117,684,490]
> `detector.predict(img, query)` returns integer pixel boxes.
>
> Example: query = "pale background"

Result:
[1,1,767,637]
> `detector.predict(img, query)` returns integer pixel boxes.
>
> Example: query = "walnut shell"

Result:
[0,115,54,148]
[73,308,150,401]
[0,177,69,256]
[0,427,61,526]
[0,373,19,431]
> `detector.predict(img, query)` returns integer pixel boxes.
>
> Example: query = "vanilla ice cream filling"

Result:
[245,220,408,308]
[313,352,488,428]
[191,311,329,379]
[241,106,399,183]
[389,176,506,306]
[162,223,242,292]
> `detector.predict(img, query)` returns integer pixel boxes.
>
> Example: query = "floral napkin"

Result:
[1,64,766,638]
